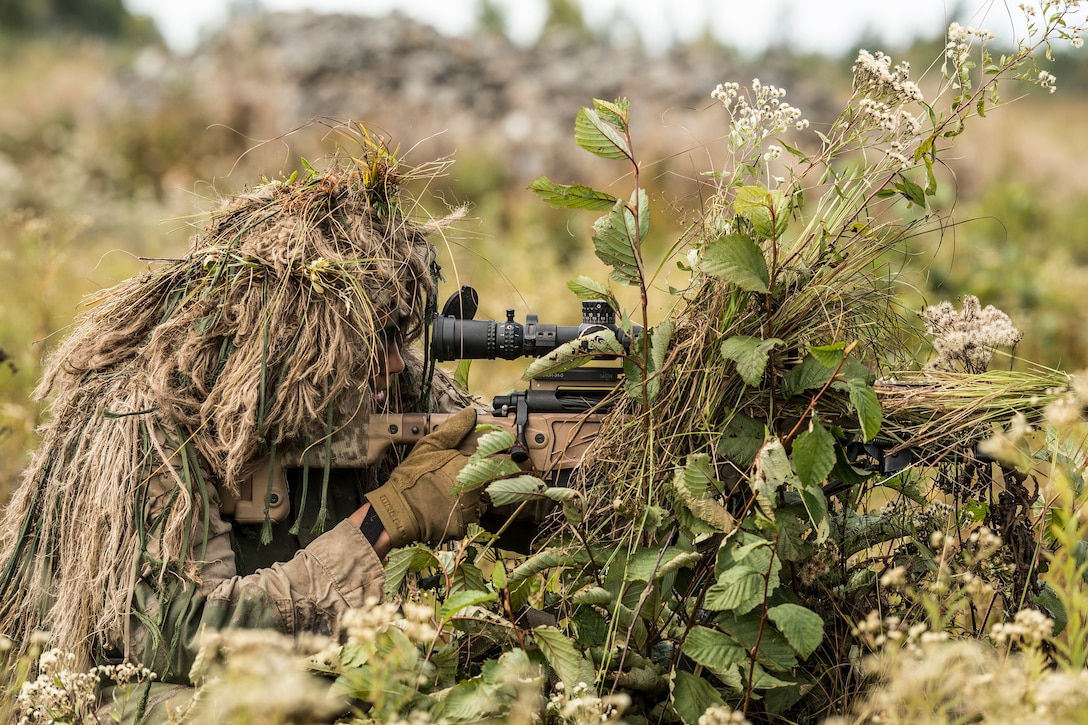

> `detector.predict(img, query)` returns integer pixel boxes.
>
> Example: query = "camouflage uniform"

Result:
[98,473,384,721]
[98,373,472,723]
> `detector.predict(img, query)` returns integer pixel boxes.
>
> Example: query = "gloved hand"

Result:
[365,407,482,548]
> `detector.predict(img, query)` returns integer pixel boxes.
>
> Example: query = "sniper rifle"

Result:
[224,287,639,530]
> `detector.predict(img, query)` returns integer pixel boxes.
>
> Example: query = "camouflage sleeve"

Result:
[118,478,385,684]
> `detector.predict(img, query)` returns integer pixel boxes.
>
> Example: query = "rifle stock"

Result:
[284,406,602,475]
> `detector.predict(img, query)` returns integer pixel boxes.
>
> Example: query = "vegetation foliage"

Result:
[6,2,1088,724]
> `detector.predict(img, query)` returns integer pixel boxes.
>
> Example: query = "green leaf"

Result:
[575,106,632,161]
[633,187,650,242]
[591,199,641,285]
[486,475,548,506]
[472,429,517,458]
[717,414,766,468]
[734,186,789,239]
[671,670,727,725]
[847,380,883,441]
[730,536,777,569]
[835,357,875,387]
[894,176,926,208]
[779,140,810,163]
[453,358,472,390]
[721,536,781,593]
[673,454,735,533]
[809,343,846,369]
[440,589,499,621]
[681,626,747,674]
[571,586,613,606]
[628,318,673,405]
[767,604,824,659]
[533,625,596,690]
[528,175,618,211]
[622,546,703,582]
[571,605,610,646]
[720,335,783,387]
[449,560,489,597]
[782,355,834,399]
[658,550,703,577]
[491,558,507,590]
[773,511,815,563]
[756,439,796,490]
[701,234,770,293]
[508,548,584,584]
[523,328,626,380]
[566,276,616,307]
[383,545,440,599]
[454,456,522,492]
[793,419,836,488]
[1034,583,1067,635]
[542,486,586,525]
[675,453,721,498]
[543,486,581,502]
[651,319,674,373]
[718,612,798,671]
[752,439,798,519]
[593,97,629,128]
[748,661,795,690]
[431,642,460,685]
[437,679,504,721]
[704,565,765,613]
[798,482,830,544]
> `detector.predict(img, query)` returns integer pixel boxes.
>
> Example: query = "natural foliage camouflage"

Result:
[0,124,449,674]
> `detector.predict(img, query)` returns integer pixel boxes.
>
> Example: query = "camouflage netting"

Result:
[0,129,458,668]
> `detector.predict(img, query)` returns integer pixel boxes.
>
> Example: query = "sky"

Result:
[120,0,1006,56]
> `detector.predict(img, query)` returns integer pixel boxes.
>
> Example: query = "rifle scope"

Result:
[431,299,638,362]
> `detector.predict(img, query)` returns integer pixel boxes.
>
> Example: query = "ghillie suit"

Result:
[0,131,466,689]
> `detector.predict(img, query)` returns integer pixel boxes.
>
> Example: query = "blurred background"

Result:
[2,0,1087,494]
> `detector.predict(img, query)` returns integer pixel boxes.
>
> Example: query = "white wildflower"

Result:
[945,22,996,65]
[547,681,630,723]
[685,248,701,272]
[712,78,809,151]
[1038,69,1058,92]
[980,411,1034,464]
[1071,372,1088,403]
[711,82,740,109]
[15,648,152,724]
[920,295,1023,373]
[342,596,401,644]
[1045,393,1083,427]
[699,704,751,725]
[879,565,907,588]
[398,601,439,644]
[990,608,1053,648]
[853,50,925,104]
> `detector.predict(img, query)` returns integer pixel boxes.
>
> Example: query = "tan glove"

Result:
[365,407,482,547]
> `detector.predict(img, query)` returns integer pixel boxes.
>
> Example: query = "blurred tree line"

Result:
[0,0,158,42]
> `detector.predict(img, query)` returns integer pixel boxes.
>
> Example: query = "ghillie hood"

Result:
[0,129,454,667]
